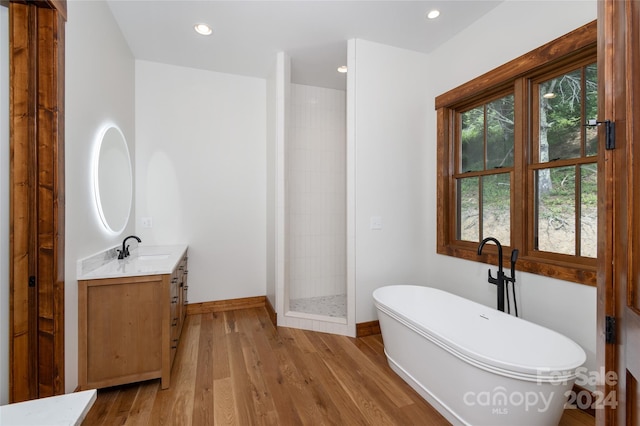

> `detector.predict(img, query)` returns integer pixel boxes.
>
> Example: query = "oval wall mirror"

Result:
[93,125,132,234]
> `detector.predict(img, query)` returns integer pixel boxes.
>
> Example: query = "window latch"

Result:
[585,119,615,150]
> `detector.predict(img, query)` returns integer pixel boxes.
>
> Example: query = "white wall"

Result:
[135,61,266,304]
[65,0,135,392]
[353,39,431,323]
[0,4,10,405]
[423,0,598,386]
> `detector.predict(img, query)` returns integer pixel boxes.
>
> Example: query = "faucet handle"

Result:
[508,249,519,282]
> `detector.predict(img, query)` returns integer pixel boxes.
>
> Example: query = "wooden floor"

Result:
[82,307,595,425]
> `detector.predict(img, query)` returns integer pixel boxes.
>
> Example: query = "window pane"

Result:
[458,177,479,241]
[461,107,484,172]
[581,164,597,258]
[486,95,514,169]
[536,166,575,255]
[585,63,598,157]
[482,174,510,245]
[539,69,582,162]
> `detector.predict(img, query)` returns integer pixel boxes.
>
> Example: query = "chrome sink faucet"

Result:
[118,235,141,259]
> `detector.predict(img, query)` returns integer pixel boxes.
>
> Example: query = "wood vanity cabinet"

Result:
[78,252,188,390]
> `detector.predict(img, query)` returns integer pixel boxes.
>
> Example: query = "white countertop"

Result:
[77,244,188,280]
[0,389,96,426]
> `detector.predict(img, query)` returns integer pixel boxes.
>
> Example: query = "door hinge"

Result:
[585,119,615,150]
[605,315,616,344]
[28,276,36,288]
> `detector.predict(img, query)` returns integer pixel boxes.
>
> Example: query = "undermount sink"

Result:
[137,254,170,261]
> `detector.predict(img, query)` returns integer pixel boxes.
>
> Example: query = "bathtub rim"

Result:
[373,285,586,383]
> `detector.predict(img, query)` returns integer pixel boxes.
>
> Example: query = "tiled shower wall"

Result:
[287,83,346,301]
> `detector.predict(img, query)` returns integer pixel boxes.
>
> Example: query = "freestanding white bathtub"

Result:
[373,285,586,426]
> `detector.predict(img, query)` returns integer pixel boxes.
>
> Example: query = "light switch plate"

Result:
[370,216,382,230]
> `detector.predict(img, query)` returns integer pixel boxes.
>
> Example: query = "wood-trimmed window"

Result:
[436,21,597,286]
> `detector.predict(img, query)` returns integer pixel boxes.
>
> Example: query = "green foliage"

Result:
[460,63,597,168]
[537,166,598,218]
[461,107,484,172]
[460,95,514,172]
[542,64,598,159]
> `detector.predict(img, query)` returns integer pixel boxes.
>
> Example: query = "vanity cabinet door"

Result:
[78,275,167,390]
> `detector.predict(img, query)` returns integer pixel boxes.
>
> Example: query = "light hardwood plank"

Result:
[301,351,370,426]
[105,384,139,424]
[147,315,200,426]
[124,380,158,425]
[192,313,214,426]
[275,328,345,425]
[81,383,118,425]
[168,315,200,426]
[317,332,421,425]
[236,310,278,424]
[213,377,236,425]
[211,312,230,381]
[332,333,415,408]
[226,325,255,424]
[269,328,329,424]
[245,314,302,425]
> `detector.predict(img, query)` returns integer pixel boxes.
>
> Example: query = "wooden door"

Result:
[621,0,640,422]
[9,0,66,402]
[598,0,640,424]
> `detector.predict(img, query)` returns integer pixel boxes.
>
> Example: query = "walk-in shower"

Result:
[286,82,347,320]
[270,44,355,336]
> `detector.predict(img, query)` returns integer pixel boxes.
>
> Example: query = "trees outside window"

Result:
[533,62,598,258]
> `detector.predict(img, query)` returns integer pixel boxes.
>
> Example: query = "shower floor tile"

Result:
[289,294,346,318]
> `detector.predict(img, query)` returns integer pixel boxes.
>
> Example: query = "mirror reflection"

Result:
[94,125,132,234]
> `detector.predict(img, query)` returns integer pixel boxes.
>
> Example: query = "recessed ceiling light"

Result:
[543,92,557,99]
[194,23,213,36]
[337,65,348,73]
[426,10,440,20]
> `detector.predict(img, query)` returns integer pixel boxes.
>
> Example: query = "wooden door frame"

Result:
[596,2,617,423]
[9,0,66,402]
[597,0,640,424]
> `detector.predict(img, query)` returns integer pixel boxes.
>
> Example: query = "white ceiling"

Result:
[106,1,502,90]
